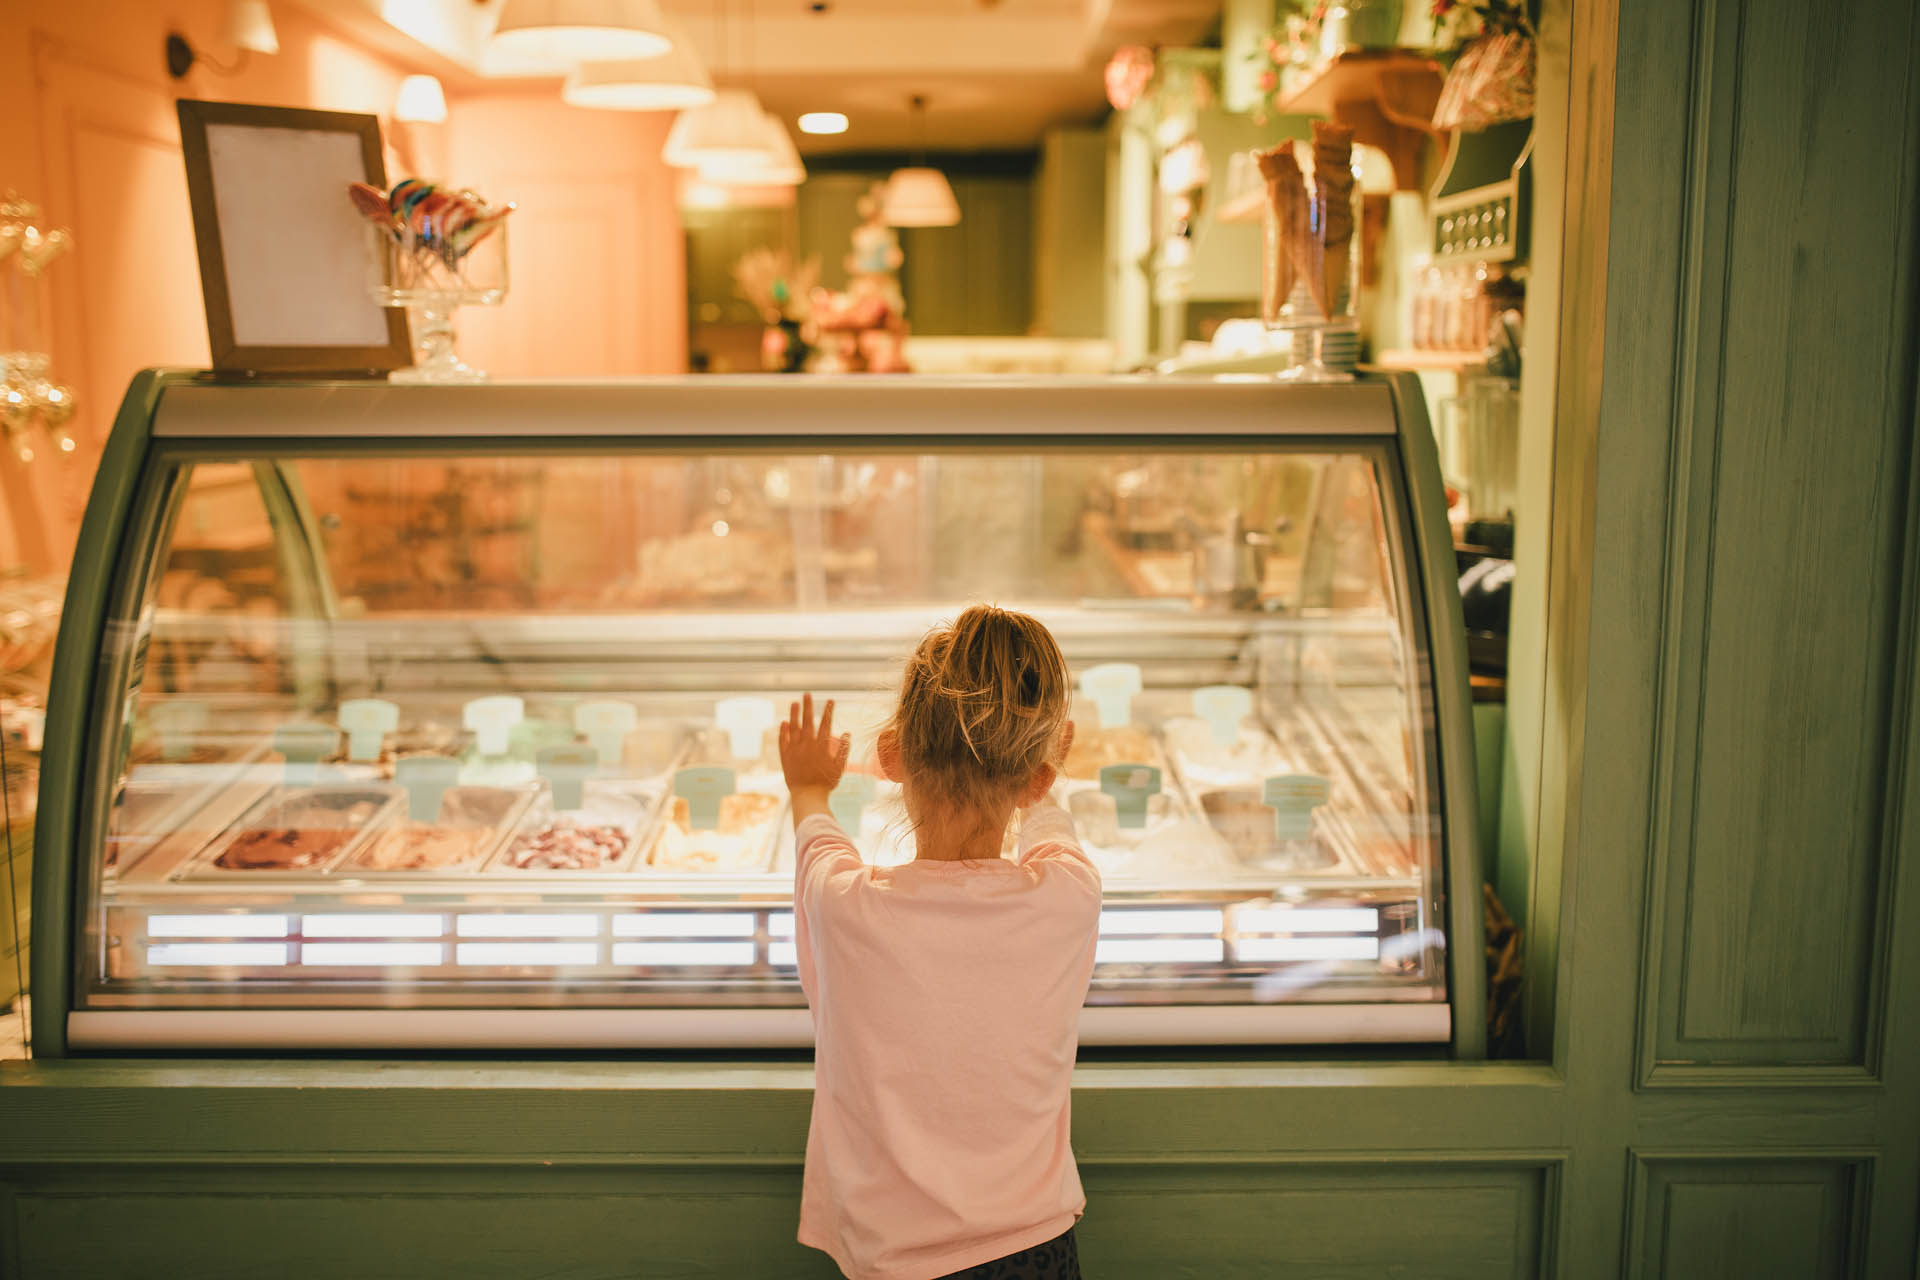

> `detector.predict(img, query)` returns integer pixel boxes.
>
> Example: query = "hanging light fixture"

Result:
[564,11,714,110]
[660,2,784,174]
[663,88,774,170]
[564,52,714,110]
[699,107,805,186]
[883,96,959,227]
[492,0,673,61]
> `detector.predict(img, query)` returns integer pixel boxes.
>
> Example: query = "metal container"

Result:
[181,785,403,879]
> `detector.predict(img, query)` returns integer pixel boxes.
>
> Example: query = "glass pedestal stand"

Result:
[369,222,508,384]
[387,296,490,384]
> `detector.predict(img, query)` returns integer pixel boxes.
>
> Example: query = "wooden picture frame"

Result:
[177,99,411,375]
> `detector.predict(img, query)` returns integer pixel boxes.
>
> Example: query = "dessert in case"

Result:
[1162,716,1292,789]
[1062,725,1156,780]
[650,792,783,872]
[210,789,391,871]
[346,785,525,871]
[1200,787,1336,869]
[502,821,630,871]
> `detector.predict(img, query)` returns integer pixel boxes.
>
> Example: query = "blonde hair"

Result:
[888,605,1070,817]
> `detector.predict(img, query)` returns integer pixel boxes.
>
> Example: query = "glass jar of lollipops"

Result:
[367,195,510,384]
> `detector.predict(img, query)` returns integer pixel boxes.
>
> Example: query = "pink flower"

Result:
[1431,0,1456,14]
[1257,69,1278,91]
[1264,36,1279,55]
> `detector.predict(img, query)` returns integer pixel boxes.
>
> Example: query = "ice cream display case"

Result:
[34,371,1483,1053]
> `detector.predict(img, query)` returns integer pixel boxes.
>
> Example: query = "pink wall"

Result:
[0,1,687,573]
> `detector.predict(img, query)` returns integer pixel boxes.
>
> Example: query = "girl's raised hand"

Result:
[779,693,851,798]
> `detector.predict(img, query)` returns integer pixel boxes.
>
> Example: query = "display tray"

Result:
[642,789,786,875]
[486,781,667,874]
[105,779,222,877]
[336,784,539,875]
[178,785,403,879]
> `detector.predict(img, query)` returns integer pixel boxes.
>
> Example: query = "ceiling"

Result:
[302,0,1222,152]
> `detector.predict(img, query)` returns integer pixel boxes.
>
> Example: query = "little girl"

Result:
[779,605,1101,1280]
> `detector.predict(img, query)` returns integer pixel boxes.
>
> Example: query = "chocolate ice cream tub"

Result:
[180,785,403,879]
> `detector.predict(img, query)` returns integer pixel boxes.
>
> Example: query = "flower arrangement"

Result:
[1429,0,1535,129]
[1429,0,1533,48]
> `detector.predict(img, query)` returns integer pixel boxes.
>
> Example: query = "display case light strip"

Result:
[768,913,795,939]
[612,942,756,967]
[455,942,600,966]
[301,914,445,939]
[1233,906,1380,935]
[147,914,290,939]
[1095,938,1224,965]
[769,941,798,968]
[302,943,446,967]
[148,943,290,967]
[455,914,601,938]
[1097,909,1225,937]
[1236,936,1380,962]
[611,913,758,938]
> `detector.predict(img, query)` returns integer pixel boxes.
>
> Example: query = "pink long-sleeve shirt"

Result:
[793,803,1102,1280]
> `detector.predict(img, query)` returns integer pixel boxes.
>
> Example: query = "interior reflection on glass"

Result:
[93,444,1443,1014]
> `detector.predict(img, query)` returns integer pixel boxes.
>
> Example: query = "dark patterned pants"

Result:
[935,1227,1081,1280]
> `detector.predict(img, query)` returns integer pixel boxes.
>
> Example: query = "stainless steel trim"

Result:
[68,1001,1448,1049]
[151,378,1397,440]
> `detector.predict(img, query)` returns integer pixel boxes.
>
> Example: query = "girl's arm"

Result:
[779,693,850,829]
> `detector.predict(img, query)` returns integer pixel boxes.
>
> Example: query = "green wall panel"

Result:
[1640,0,1919,1073]
[0,1160,1556,1280]
[1625,1155,1867,1280]
[8,1166,838,1280]
[1080,1163,1549,1279]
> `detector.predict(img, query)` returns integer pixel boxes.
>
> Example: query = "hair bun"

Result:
[889,605,1070,804]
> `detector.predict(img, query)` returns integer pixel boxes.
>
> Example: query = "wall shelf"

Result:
[1274,50,1446,191]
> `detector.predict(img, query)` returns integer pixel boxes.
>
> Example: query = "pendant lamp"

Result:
[699,108,805,185]
[563,34,715,111]
[492,0,673,61]
[882,168,959,226]
[663,88,775,170]
[883,96,959,227]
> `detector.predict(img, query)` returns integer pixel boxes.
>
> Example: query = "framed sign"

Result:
[177,100,411,374]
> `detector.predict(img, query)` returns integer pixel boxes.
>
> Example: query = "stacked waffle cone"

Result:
[1254,121,1356,322]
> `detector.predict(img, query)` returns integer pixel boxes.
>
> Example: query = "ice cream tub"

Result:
[1059,721,1159,790]
[180,785,404,879]
[644,784,787,875]
[336,783,538,875]
[1161,715,1296,791]
[485,782,665,874]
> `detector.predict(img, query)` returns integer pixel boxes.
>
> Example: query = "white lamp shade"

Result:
[394,75,449,123]
[563,52,714,111]
[662,89,773,169]
[699,109,805,186]
[228,0,279,55]
[882,167,960,227]
[492,0,673,60]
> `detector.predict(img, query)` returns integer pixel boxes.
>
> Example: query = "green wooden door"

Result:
[1543,0,1920,1272]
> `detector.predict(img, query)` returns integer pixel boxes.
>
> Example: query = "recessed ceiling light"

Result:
[798,112,848,135]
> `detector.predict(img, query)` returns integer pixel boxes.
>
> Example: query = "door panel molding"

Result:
[1634,0,1920,1084]
[1623,1149,1872,1280]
